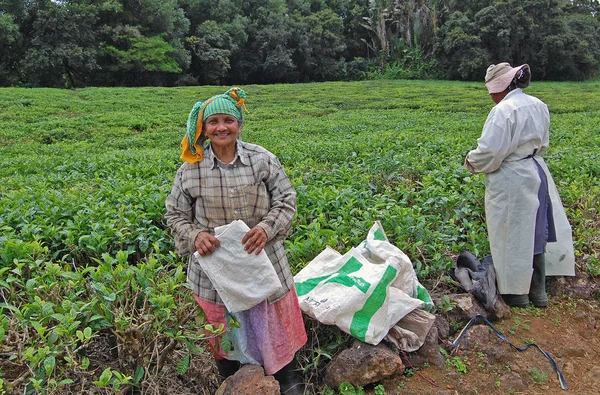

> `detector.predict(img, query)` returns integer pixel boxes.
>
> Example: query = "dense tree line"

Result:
[0,0,599,87]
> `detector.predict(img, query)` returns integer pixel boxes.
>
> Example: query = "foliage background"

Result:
[1,0,600,87]
[0,80,598,392]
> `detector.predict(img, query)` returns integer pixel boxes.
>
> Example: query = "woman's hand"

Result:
[194,231,220,256]
[242,226,268,255]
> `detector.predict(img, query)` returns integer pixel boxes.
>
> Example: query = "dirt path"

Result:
[377,297,600,395]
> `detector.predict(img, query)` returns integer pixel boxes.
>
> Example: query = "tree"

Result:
[433,0,600,80]
[229,0,296,83]
[360,0,395,72]
[433,11,488,80]
[21,1,100,88]
[565,0,600,19]
[0,12,22,85]
[290,8,347,81]
[104,33,182,72]
[94,0,190,85]
[538,12,600,80]
[186,20,236,85]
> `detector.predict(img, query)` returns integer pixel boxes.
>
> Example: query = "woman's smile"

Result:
[204,114,241,149]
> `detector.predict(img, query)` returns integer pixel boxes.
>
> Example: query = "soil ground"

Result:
[377,295,600,395]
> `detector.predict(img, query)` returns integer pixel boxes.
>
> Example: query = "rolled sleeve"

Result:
[165,168,209,256]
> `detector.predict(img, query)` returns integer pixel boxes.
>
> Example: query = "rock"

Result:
[564,346,587,358]
[563,361,574,375]
[488,297,511,321]
[574,311,587,321]
[409,324,445,368]
[325,340,404,388]
[589,316,598,330]
[551,276,600,299]
[434,315,450,340]
[435,288,511,323]
[508,354,529,374]
[498,371,525,392]
[215,364,280,395]
[442,294,487,324]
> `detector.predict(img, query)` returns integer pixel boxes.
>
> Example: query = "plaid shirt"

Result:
[165,141,297,305]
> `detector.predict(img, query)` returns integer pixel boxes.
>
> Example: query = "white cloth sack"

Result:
[385,308,436,352]
[294,222,432,345]
[194,220,282,313]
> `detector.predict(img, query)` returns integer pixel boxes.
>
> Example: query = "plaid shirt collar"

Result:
[205,141,250,169]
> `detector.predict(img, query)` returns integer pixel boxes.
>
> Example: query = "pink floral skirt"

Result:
[194,287,307,375]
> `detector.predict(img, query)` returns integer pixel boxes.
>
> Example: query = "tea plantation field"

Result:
[0,80,598,393]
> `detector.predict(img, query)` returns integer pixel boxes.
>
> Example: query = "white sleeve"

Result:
[466,107,513,174]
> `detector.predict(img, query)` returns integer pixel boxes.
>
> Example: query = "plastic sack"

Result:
[194,220,282,313]
[358,222,434,312]
[294,222,434,345]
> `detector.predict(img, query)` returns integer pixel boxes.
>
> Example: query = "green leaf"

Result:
[339,382,357,395]
[47,331,59,345]
[51,313,66,324]
[80,357,90,371]
[177,354,191,375]
[103,293,116,302]
[44,355,56,376]
[133,366,145,385]
[0,303,21,314]
[95,368,112,387]
[220,336,232,353]
[60,272,80,281]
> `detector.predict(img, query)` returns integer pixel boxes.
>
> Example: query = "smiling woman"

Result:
[164,87,307,394]
[203,114,242,162]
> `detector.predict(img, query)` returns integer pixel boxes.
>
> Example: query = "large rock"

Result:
[498,371,526,392]
[434,315,450,340]
[215,364,280,395]
[325,340,404,388]
[549,275,600,299]
[439,293,510,325]
[408,323,446,368]
[489,296,511,321]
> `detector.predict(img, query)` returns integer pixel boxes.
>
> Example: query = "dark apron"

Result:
[523,150,557,255]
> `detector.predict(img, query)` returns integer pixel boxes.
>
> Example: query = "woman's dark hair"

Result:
[508,66,531,91]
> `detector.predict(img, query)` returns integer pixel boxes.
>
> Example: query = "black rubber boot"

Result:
[215,357,240,378]
[501,294,530,308]
[453,267,474,291]
[529,253,548,308]
[273,359,305,395]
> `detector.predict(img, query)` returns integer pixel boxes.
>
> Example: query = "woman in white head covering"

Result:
[464,63,575,308]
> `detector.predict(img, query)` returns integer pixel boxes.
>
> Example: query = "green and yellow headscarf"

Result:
[180,87,248,163]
